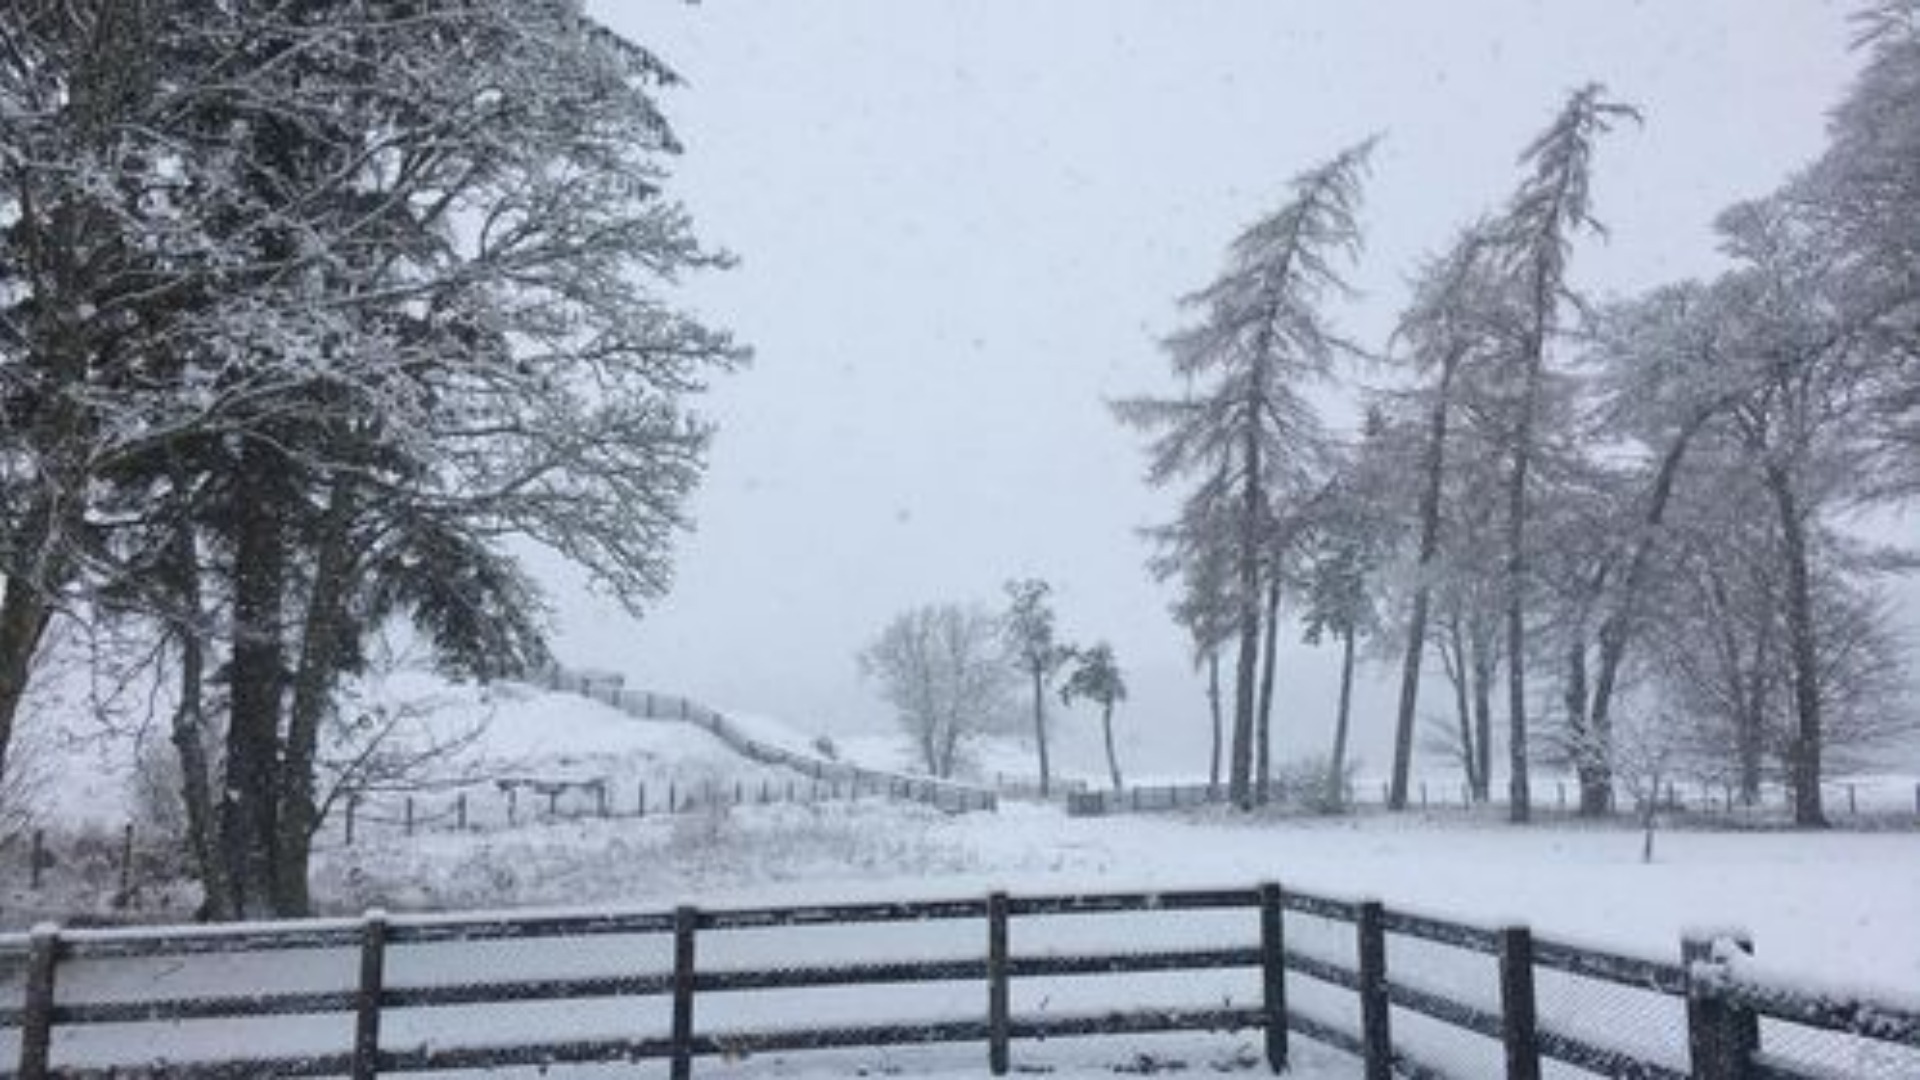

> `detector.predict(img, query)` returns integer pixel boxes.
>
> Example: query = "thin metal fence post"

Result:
[353,910,388,1080]
[988,891,1011,1075]
[1498,926,1540,1080]
[1356,901,1391,1080]
[18,924,59,1080]
[1259,883,1288,1072]
[672,906,699,1080]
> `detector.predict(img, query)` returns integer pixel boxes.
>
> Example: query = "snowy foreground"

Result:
[316,798,1920,995]
[9,685,1918,1076]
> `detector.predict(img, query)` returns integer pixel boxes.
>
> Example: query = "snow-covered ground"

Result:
[5,670,1918,1077]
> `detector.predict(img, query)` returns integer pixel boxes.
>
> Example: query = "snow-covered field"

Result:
[5,675,1919,1077]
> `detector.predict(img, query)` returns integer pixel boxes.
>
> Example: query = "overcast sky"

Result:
[554,0,1886,780]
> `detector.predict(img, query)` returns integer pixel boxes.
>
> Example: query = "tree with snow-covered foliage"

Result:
[1481,85,1636,823]
[1002,578,1073,797]
[1060,642,1128,793]
[1,1,742,916]
[1116,138,1376,810]
[862,603,1017,779]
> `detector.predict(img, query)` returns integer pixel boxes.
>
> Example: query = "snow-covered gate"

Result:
[0,885,1914,1078]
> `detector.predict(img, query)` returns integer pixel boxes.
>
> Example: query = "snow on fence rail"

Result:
[537,666,999,815]
[0,884,1914,1078]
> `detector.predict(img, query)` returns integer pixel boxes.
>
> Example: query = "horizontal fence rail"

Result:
[0,885,1913,1078]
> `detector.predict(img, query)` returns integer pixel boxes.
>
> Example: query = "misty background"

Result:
[542,0,1910,779]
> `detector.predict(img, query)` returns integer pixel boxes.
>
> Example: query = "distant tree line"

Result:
[1120,4,1920,826]
[0,2,742,917]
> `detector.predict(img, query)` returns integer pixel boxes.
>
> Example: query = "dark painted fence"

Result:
[0,884,1913,1078]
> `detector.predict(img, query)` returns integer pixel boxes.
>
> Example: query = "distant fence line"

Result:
[536,666,999,814]
[0,882,1914,1078]
[1065,775,1920,823]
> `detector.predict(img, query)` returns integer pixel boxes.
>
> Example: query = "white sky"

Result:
[552,0,1891,779]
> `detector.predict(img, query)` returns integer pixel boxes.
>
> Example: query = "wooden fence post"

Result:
[117,823,135,901]
[456,794,468,831]
[1259,883,1288,1073]
[404,798,415,837]
[672,906,699,1080]
[1684,935,1758,1080]
[353,910,388,1080]
[638,783,648,817]
[507,787,518,826]
[1847,784,1857,816]
[1356,901,1391,1080]
[18,924,59,1080]
[988,891,1011,1075]
[1498,926,1540,1080]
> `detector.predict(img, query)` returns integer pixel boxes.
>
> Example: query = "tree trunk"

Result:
[1584,423,1700,819]
[1030,669,1050,798]
[1329,624,1356,809]
[1206,651,1223,801]
[1101,705,1122,793]
[164,516,232,922]
[223,439,289,918]
[0,578,52,793]
[1230,416,1264,811]
[1470,616,1496,803]
[1767,464,1826,828]
[274,479,358,916]
[1566,619,1607,816]
[1442,613,1479,796]
[1390,358,1459,810]
[1503,353,1544,824]
[1254,577,1281,806]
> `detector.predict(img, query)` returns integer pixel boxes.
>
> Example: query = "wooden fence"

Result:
[1067,776,1920,824]
[540,668,999,814]
[0,884,1914,1078]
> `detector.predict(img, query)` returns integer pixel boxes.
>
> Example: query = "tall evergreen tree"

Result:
[1116,138,1376,809]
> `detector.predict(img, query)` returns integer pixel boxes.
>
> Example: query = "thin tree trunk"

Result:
[1254,577,1281,806]
[164,515,231,921]
[1470,615,1496,802]
[1585,423,1700,818]
[1206,651,1223,800]
[1442,612,1478,796]
[274,479,358,916]
[1031,669,1050,798]
[1767,464,1826,827]
[1391,357,1459,810]
[1230,418,1264,811]
[1566,617,1604,816]
[1102,705,1122,793]
[1329,624,1356,809]
[1503,347,1544,825]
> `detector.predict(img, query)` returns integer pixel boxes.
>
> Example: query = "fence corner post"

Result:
[1498,926,1540,1080]
[1355,900,1391,1080]
[1684,934,1758,1080]
[18,923,60,1080]
[353,909,388,1080]
[988,891,1011,1075]
[1258,883,1288,1073]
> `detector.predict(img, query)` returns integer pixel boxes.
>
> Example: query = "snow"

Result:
[6,672,1919,1077]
